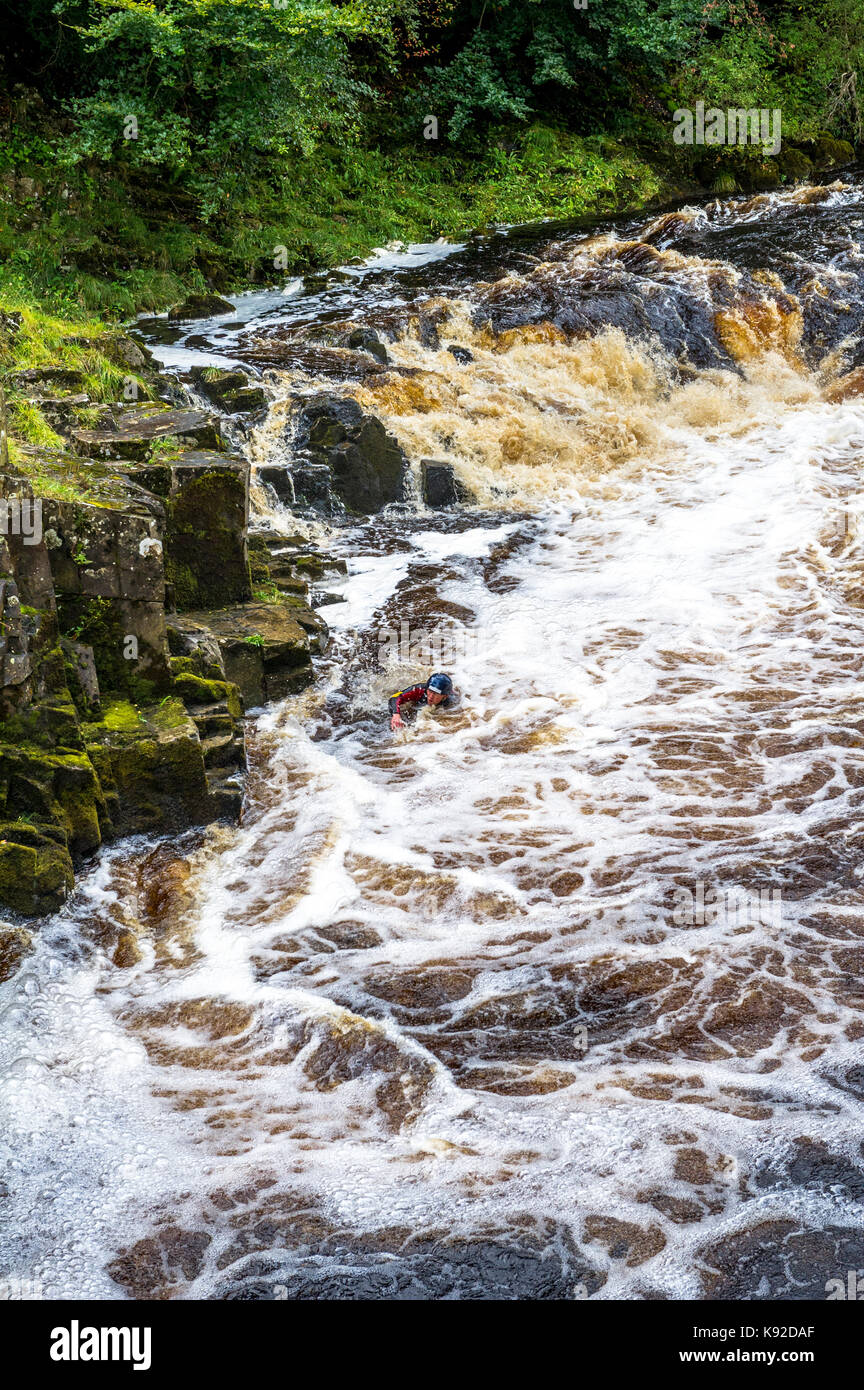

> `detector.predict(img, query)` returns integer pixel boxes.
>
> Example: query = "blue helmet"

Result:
[427,673,453,697]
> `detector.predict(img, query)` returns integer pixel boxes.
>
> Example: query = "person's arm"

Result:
[389,685,425,730]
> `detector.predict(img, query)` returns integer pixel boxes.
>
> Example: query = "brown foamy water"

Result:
[4,179,864,1300]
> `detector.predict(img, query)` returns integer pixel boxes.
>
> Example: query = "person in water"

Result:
[389,673,454,730]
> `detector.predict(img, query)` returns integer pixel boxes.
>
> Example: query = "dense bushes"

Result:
[4,0,863,185]
[0,0,861,317]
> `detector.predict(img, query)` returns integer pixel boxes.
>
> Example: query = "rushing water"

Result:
[4,180,864,1300]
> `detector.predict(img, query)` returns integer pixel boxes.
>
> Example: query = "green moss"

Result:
[0,841,40,915]
[0,693,82,750]
[0,741,105,860]
[778,148,813,182]
[57,596,156,700]
[150,696,189,730]
[165,558,198,610]
[172,672,231,705]
[165,469,251,611]
[83,697,143,737]
[148,434,185,458]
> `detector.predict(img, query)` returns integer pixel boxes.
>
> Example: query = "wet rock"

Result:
[317,921,382,950]
[168,293,235,322]
[583,1215,666,1267]
[238,338,389,381]
[219,1229,604,1301]
[0,738,105,847]
[698,1219,864,1300]
[189,366,267,415]
[168,668,245,815]
[290,394,408,514]
[112,928,143,968]
[136,449,251,611]
[823,1062,864,1100]
[166,618,226,681]
[0,820,74,916]
[754,1137,864,1202]
[824,367,864,403]
[365,965,476,1011]
[173,600,320,707]
[447,344,474,363]
[70,404,222,462]
[258,461,331,510]
[0,924,34,981]
[346,326,389,364]
[43,485,172,699]
[82,696,214,835]
[300,1011,436,1129]
[108,1226,212,1297]
[420,458,472,508]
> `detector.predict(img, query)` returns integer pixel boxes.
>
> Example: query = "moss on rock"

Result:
[82,695,213,835]
[0,830,74,916]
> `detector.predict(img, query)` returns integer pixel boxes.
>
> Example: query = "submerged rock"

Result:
[346,326,389,364]
[168,293,235,322]
[0,924,34,981]
[420,458,472,508]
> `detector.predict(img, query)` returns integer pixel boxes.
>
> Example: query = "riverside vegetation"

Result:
[0,0,861,945]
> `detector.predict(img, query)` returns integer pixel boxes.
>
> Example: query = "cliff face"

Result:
[0,350,327,922]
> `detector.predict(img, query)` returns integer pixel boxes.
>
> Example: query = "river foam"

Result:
[4,180,864,1300]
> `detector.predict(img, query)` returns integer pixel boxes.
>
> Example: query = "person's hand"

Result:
[390,712,405,731]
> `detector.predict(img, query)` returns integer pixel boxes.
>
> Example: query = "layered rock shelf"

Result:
[0,359,328,923]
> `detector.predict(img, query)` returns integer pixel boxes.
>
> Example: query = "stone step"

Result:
[261,533,309,554]
[191,705,236,739]
[206,777,244,820]
[70,405,222,461]
[200,732,244,770]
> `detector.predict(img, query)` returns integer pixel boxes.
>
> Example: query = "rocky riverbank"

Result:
[0,306,346,955]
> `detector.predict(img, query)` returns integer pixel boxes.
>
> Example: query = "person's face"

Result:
[427,689,444,706]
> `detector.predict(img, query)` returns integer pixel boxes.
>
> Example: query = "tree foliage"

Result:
[2,0,861,209]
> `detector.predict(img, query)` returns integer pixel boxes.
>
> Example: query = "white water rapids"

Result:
[4,187,864,1300]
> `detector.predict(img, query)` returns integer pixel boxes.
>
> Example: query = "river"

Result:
[3,178,864,1300]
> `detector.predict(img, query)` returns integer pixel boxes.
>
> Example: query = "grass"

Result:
[0,296,141,456]
[0,122,693,324]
